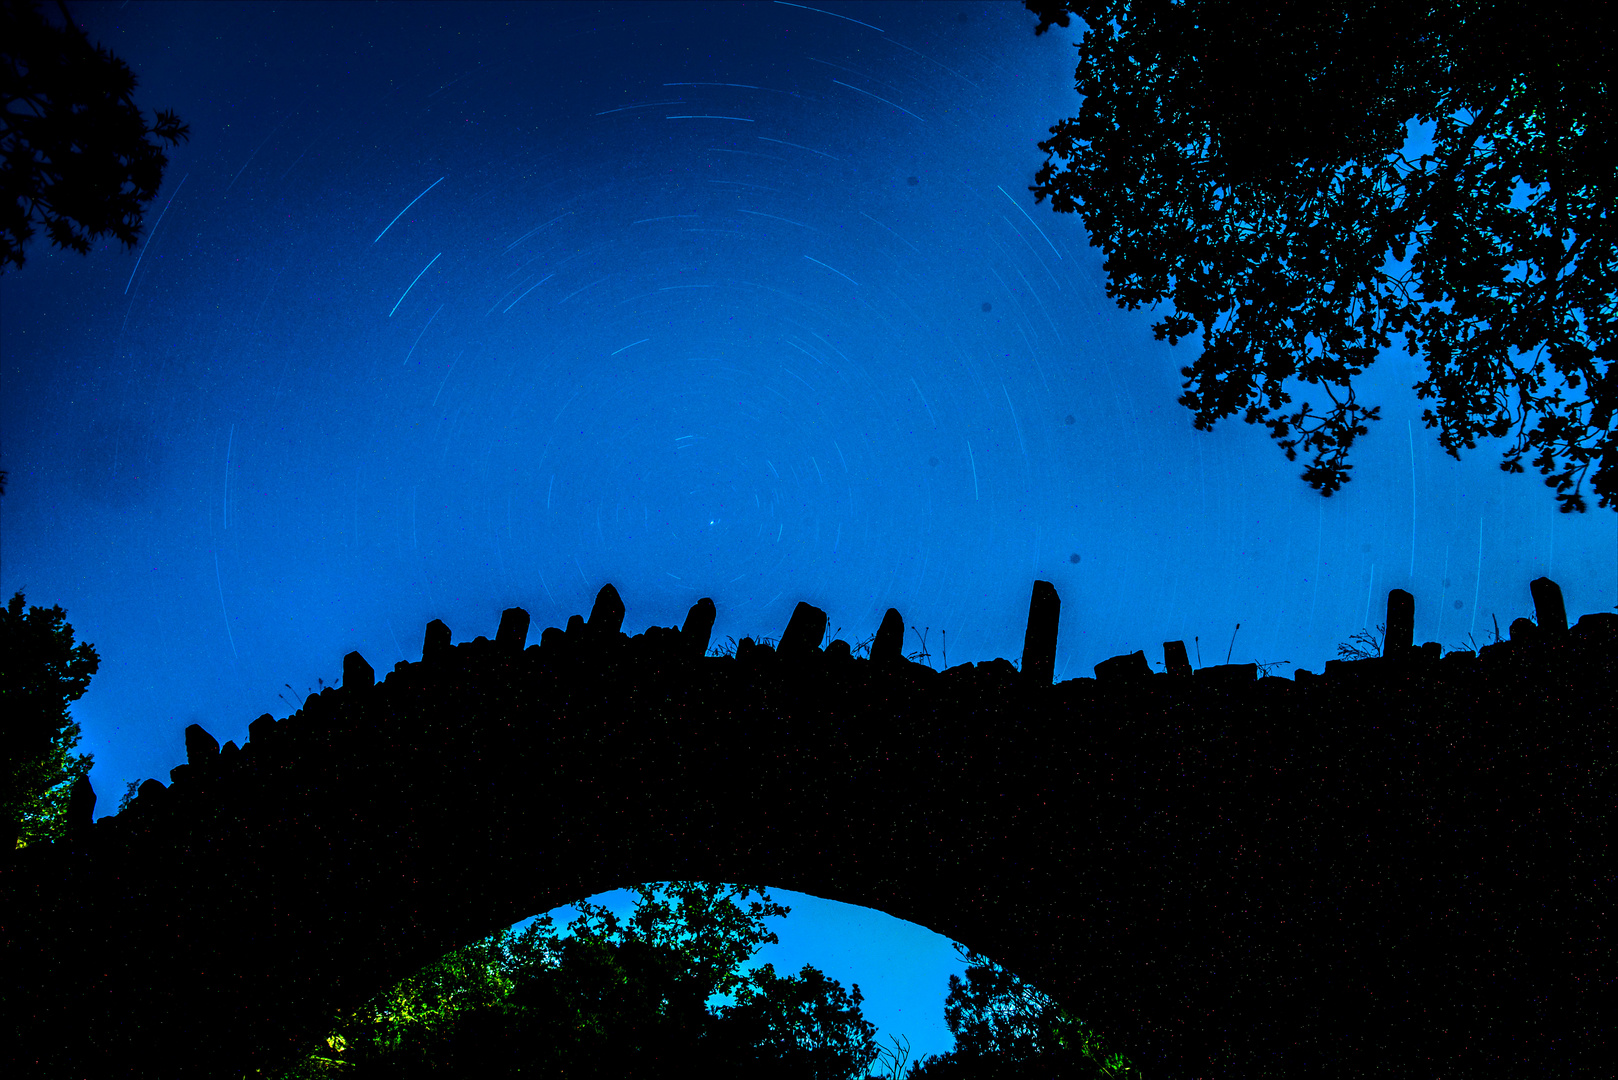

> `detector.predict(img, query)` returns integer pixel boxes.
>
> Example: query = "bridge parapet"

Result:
[4,577,1613,1080]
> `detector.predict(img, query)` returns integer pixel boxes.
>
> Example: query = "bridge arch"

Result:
[3,581,1611,1079]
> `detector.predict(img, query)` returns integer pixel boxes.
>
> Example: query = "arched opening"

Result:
[273,882,1137,1079]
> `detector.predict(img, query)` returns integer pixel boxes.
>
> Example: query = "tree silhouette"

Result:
[1025,0,1616,513]
[0,589,99,851]
[282,881,880,1080]
[1,0,190,273]
[905,944,1132,1079]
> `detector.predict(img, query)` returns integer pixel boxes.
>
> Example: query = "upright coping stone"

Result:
[588,583,625,638]
[1530,577,1567,633]
[1163,640,1192,677]
[497,607,531,654]
[779,601,828,658]
[184,724,219,766]
[422,619,452,663]
[1386,589,1415,658]
[872,608,905,667]
[682,598,716,658]
[66,773,96,832]
[1022,580,1060,685]
[343,651,374,689]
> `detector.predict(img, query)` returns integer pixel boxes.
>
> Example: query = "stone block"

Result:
[682,598,716,658]
[1021,580,1059,686]
[1385,589,1414,658]
[1530,577,1567,633]
[1163,640,1192,678]
[1196,662,1257,689]
[779,601,828,658]
[497,607,531,653]
[566,614,585,636]
[422,619,452,663]
[542,626,565,652]
[1573,611,1617,653]
[344,651,374,689]
[826,639,852,661]
[588,584,625,637]
[1095,649,1151,683]
[66,774,95,832]
[1510,617,1538,643]
[248,713,277,745]
[184,724,219,766]
[872,608,905,667]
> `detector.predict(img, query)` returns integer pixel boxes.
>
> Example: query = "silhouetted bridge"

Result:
[2,578,1612,1078]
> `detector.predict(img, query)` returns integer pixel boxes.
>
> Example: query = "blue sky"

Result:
[3,0,1614,1065]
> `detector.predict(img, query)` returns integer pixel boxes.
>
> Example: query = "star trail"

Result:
[3,0,1615,1062]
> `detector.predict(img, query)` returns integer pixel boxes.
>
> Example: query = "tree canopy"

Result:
[0,589,98,850]
[284,881,881,1080]
[1025,0,1615,512]
[1,0,190,273]
[904,944,1132,1079]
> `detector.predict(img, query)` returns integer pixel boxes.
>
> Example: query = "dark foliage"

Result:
[904,945,1130,1079]
[1,0,190,272]
[0,589,98,850]
[281,881,877,1080]
[1026,0,1616,512]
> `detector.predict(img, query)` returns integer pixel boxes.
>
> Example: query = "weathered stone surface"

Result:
[1095,649,1151,683]
[734,636,758,662]
[872,608,905,667]
[825,639,852,661]
[422,619,452,663]
[588,584,625,637]
[1021,580,1060,685]
[344,651,374,690]
[566,614,586,636]
[1510,617,1538,642]
[1386,589,1414,658]
[778,601,828,658]
[497,608,531,653]
[136,778,166,803]
[1531,577,1567,633]
[682,598,716,658]
[541,626,565,652]
[1163,640,1192,678]
[184,724,219,766]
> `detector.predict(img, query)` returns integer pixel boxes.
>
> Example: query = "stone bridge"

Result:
[1,579,1611,1079]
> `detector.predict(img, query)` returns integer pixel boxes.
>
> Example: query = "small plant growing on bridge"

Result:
[907,625,934,667]
[1335,623,1386,661]
[277,677,328,712]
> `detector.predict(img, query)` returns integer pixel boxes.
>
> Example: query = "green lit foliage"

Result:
[0,589,98,850]
[1025,0,1616,513]
[281,881,878,1080]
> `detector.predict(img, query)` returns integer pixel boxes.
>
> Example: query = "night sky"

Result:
[4,0,1615,1062]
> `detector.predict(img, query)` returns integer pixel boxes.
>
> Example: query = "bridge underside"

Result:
[2,600,1612,1079]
